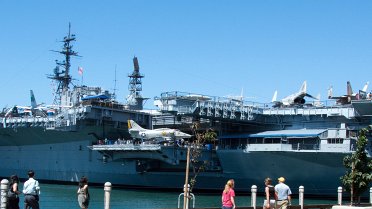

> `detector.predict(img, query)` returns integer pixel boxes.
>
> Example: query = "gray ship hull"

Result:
[217,150,347,195]
[0,127,348,196]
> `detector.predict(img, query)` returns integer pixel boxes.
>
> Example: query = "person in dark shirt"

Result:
[77,176,90,209]
[263,177,277,209]
[7,175,21,209]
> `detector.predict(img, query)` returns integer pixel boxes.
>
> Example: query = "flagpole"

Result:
[78,66,84,85]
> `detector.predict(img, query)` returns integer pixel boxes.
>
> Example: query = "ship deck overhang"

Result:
[219,129,326,139]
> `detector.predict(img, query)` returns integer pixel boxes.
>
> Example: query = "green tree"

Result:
[341,128,372,205]
[183,122,217,209]
[189,122,217,191]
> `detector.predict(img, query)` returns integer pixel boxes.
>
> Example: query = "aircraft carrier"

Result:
[1,26,372,196]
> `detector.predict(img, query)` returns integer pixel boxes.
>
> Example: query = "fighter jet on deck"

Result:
[128,120,192,140]
[15,90,47,117]
[328,81,369,105]
[271,81,317,107]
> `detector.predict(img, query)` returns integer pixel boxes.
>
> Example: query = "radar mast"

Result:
[126,56,148,110]
[48,23,80,106]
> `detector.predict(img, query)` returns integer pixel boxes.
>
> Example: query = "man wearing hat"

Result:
[275,177,291,209]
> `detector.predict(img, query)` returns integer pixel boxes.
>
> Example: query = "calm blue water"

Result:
[13,183,336,209]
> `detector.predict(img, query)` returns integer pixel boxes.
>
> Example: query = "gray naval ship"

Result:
[1,26,372,196]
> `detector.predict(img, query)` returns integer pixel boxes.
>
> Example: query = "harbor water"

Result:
[10,183,336,209]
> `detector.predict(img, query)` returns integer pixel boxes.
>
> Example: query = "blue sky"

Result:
[1,1,372,109]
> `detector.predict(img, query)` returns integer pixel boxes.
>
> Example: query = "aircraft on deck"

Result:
[311,93,323,107]
[271,81,317,107]
[128,120,192,141]
[224,88,252,105]
[328,81,369,105]
[15,90,48,117]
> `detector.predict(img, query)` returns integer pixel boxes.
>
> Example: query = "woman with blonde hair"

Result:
[221,179,236,209]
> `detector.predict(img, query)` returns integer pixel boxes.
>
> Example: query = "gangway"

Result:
[90,144,161,151]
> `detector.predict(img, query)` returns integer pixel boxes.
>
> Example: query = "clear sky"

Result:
[1,1,372,109]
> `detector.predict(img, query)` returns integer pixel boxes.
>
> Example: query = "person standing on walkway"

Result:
[22,170,40,209]
[275,177,291,209]
[77,176,90,209]
[7,175,21,209]
[263,177,277,209]
[221,179,236,209]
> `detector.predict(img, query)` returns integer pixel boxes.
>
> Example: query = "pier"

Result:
[165,205,335,209]
[1,180,372,209]
[169,185,372,209]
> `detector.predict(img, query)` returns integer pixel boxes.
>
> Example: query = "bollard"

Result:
[1,179,9,209]
[338,186,343,205]
[251,185,257,209]
[370,187,372,205]
[104,182,112,209]
[183,184,190,209]
[178,185,194,209]
[299,186,304,209]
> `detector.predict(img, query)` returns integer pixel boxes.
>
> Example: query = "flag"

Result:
[78,67,83,75]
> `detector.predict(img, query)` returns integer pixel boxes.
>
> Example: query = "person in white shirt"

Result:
[22,170,40,209]
[275,177,291,209]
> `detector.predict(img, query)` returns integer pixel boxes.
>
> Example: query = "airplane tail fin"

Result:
[362,81,369,92]
[315,93,321,101]
[30,90,37,109]
[240,88,244,101]
[314,93,322,107]
[347,81,353,96]
[127,120,131,129]
[128,120,145,131]
[271,90,278,103]
[328,86,333,99]
[299,81,307,93]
